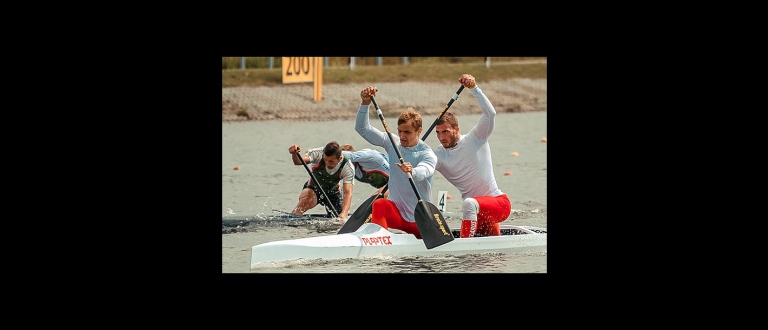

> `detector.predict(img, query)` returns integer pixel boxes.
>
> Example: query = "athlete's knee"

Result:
[462,198,479,212]
[461,198,479,220]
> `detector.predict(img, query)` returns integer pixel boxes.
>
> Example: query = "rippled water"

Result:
[250,251,548,273]
[222,111,547,273]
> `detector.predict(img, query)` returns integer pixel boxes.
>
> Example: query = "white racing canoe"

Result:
[250,223,546,269]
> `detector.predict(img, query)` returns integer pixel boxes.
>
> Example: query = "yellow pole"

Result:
[314,57,323,101]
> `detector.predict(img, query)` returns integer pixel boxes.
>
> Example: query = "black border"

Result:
[210,46,624,293]
[218,55,556,282]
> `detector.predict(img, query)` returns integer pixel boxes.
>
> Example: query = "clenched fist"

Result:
[360,86,378,105]
[459,74,476,89]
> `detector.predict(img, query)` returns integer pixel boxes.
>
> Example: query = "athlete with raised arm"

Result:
[433,74,511,237]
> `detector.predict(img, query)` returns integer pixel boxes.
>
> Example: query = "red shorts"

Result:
[474,194,512,236]
[370,199,421,239]
[475,194,512,223]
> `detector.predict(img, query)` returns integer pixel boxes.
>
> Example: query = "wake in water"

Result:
[249,251,547,273]
[222,207,547,235]
[222,209,344,234]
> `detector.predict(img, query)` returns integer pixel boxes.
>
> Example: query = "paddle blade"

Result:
[413,201,454,249]
[338,194,379,234]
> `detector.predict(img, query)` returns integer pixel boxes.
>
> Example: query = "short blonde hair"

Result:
[397,107,422,131]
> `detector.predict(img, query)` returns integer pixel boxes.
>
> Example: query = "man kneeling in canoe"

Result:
[288,141,355,220]
[432,74,512,237]
[355,87,438,239]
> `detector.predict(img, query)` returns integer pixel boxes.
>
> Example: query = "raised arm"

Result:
[460,74,496,141]
[355,86,388,146]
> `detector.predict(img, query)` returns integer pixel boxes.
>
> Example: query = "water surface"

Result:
[222,111,547,273]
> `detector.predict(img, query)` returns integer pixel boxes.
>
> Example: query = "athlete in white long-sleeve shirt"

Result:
[433,74,511,237]
[355,86,437,239]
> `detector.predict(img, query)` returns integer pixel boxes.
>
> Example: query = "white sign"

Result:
[437,191,447,212]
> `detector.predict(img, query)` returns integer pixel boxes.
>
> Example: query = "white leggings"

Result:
[461,197,480,221]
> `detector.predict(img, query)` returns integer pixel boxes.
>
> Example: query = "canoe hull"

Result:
[250,223,546,269]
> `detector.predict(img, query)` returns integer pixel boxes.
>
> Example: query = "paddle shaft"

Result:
[337,184,388,234]
[421,85,464,140]
[294,150,340,218]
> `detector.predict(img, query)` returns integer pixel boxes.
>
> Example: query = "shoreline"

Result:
[222,78,547,122]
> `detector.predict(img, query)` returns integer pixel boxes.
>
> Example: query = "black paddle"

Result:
[337,185,388,234]
[368,95,453,249]
[421,85,464,139]
[338,85,464,235]
[294,149,340,218]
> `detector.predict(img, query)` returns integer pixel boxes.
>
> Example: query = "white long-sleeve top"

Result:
[342,148,390,181]
[434,86,504,200]
[355,105,437,223]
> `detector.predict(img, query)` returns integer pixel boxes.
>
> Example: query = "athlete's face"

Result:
[397,120,422,147]
[435,122,460,148]
[324,154,342,170]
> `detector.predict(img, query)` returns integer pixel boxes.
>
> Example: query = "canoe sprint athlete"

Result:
[340,144,390,199]
[288,141,355,220]
[356,86,438,239]
[433,74,511,237]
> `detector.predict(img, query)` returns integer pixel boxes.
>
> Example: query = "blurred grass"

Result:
[222,57,546,87]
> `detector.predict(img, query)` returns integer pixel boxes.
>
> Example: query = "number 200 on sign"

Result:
[281,57,314,84]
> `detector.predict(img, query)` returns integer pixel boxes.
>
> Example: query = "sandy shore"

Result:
[222,78,547,122]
